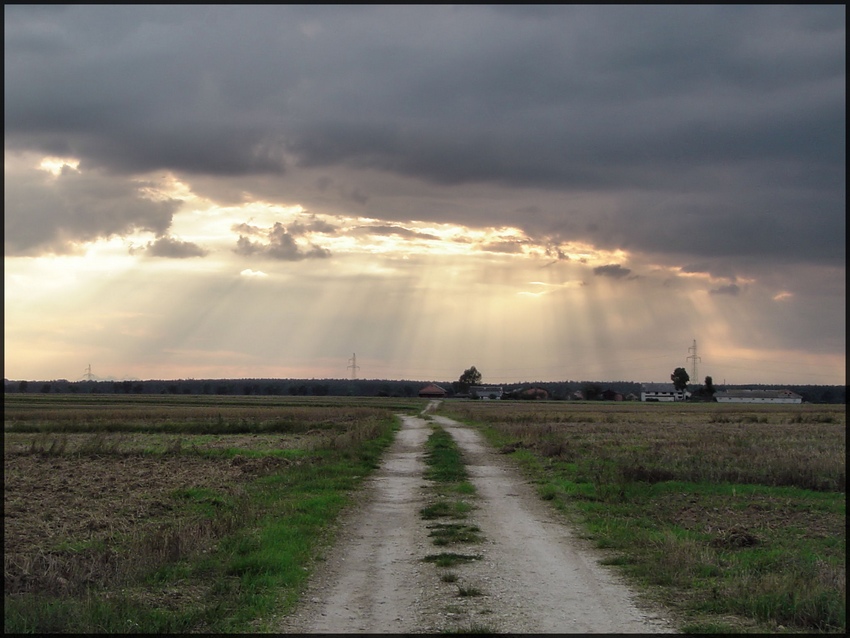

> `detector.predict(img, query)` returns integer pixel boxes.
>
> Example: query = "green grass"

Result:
[438,401,845,634]
[2,593,203,634]
[424,426,469,484]
[420,425,482,550]
[420,499,474,520]
[418,424,489,620]
[427,523,484,546]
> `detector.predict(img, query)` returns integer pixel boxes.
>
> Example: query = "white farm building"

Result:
[641,383,690,402]
[714,389,803,404]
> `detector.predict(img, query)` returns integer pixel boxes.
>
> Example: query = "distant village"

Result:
[3,377,844,404]
[423,383,813,404]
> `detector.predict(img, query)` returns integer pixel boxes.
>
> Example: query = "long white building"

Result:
[714,389,803,404]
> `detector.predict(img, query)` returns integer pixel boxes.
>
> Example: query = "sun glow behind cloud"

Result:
[37,156,80,175]
[7,208,840,384]
[4,154,844,385]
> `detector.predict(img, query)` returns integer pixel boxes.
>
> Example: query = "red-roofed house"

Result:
[418,384,447,398]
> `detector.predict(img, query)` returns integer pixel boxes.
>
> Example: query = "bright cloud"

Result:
[240,269,268,278]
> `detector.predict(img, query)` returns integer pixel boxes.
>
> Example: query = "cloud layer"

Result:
[4,6,845,384]
[5,5,844,269]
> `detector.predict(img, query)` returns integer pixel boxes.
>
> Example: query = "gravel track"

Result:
[276,403,675,633]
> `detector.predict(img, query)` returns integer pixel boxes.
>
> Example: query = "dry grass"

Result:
[447,402,845,492]
[440,400,846,633]
[3,394,396,437]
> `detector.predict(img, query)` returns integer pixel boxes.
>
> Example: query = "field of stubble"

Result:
[4,394,418,633]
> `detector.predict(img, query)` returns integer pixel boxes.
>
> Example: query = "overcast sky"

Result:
[4,5,845,385]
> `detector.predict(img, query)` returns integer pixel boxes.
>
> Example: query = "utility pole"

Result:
[686,340,701,383]
[347,353,360,380]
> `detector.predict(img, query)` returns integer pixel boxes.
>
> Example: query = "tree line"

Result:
[4,375,844,404]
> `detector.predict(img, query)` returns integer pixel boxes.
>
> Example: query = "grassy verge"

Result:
[420,425,477,531]
[438,401,845,634]
[419,424,485,614]
[419,425,478,528]
[4,397,405,633]
[422,426,475,488]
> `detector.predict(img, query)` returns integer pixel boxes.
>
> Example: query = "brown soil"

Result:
[4,449,279,596]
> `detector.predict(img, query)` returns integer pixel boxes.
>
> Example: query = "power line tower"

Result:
[686,340,701,383]
[83,363,94,381]
[347,353,360,380]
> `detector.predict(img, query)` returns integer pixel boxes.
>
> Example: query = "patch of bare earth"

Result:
[3,450,285,597]
[276,409,676,633]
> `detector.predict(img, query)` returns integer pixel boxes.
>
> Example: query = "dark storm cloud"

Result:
[710,283,741,296]
[4,5,845,266]
[352,225,440,241]
[4,161,178,256]
[593,264,633,279]
[233,222,331,261]
[480,240,525,255]
[231,223,264,237]
[288,216,339,236]
[144,236,208,258]
[542,245,571,263]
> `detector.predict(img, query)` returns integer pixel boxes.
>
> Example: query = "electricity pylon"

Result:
[347,353,360,380]
[686,340,701,383]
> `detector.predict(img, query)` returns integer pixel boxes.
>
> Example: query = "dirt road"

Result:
[276,404,675,633]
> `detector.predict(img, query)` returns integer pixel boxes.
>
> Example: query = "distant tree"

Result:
[582,383,602,401]
[688,376,716,402]
[671,368,690,392]
[454,366,482,394]
[552,384,570,401]
[18,380,28,393]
